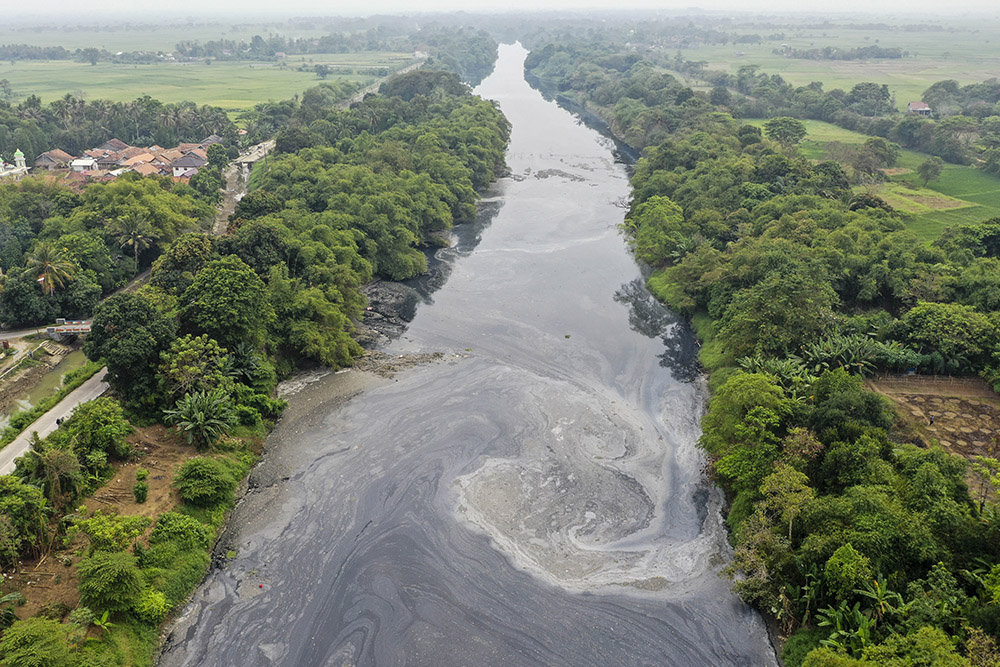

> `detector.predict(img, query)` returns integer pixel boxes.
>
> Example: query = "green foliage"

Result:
[134,468,149,482]
[77,550,144,613]
[77,512,151,553]
[149,512,212,550]
[825,545,873,602]
[84,292,178,410]
[157,334,230,403]
[131,588,169,625]
[132,482,148,504]
[0,475,48,563]
[60,397,134,471]
[172,457,237,508]
[179,255,273,350]
[0,617,77,667]
[765,117,808,147]
[164,389,236,450]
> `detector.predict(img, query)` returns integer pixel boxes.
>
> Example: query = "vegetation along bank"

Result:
[526,34,1000,667]
[0,29,508,665]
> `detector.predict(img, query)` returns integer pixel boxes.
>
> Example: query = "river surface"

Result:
[159,43,776,667]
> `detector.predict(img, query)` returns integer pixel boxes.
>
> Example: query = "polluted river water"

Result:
[158,43,777,666]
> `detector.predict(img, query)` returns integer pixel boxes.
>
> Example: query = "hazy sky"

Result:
[9,0,1000,19]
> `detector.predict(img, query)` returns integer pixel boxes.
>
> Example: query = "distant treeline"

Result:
[0,44,160,64]
[777,45,906,61]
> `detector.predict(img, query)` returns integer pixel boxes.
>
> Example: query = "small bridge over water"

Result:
[46,319,92,341]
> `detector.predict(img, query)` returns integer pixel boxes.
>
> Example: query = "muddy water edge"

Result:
[157,43,777,667]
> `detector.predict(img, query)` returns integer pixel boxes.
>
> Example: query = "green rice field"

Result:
[747,118,1000,242]
[0,53,416,116]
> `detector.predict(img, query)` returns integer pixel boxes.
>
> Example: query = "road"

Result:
[0,328,45,341]
[0,368,109,475]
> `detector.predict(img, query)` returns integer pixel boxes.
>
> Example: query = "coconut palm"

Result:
[21,242,76,295]
[109,211,155,273]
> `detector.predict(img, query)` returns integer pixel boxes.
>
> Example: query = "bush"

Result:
[173,457,237,507]
[781,627,827,667]
[76,512,151,553]
[132,481,148,504]
[132,588,169,625]
[150,512,212,550]
[234,405,262,427]
[0,617,76,667]
[77,550,144,613]
[135,468,149,481]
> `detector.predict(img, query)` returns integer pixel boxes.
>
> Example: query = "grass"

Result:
[0,52,414,116]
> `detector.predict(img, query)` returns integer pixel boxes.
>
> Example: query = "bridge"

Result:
[46,318,92,340]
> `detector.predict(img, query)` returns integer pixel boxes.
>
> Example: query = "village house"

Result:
[34,149,76,170]
[170,153,206,177]
[907,101,932,116]
[70,157,98,172]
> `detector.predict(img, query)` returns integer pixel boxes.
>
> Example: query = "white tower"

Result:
[13,149,25,170]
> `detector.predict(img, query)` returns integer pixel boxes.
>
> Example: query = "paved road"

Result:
[0,328,45,341]
[0,368,109,475]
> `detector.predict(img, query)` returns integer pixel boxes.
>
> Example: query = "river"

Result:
[158,43,776,667]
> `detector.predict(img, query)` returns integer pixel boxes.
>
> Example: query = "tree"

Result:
[625,195,694,265]
[206,143,229,170]
[83,292,178,406]
[77,550,144,613]
[149,233,218,295]
[173,456,237,506]
[164,389,236,450]
[917,156,945,187]
[108,210,155,273]
[77,512,151,553]
[761,463,815,540]
[0,476,48,561]
[315,64,330,79]
[20,242,75,296]
[179,255,273,350]
[824,544,873,602]
[157,334,230,402]
[764,117,807,147]
[61,397,133,471]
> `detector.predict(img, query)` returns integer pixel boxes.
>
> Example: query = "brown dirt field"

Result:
[881,167,912,176]
[1,424,195,621]
[900,193,968,210]
[868,375,1000,460]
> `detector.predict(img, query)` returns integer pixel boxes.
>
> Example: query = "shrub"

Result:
[150,512,212,550]
[0,617,76,667]
[77,550,144,613]
[173,457,237,507]
[133,481,148,504]
[76,512,151,553]
[234,405,262,427]
[135,468,149,481]
[132,588,170,625]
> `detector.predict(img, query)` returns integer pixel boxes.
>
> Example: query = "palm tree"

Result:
[109,211,154,273]
[164,389,237,450]
[21,242,76,295]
